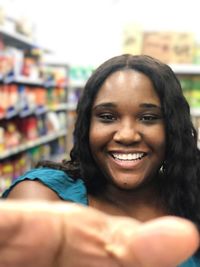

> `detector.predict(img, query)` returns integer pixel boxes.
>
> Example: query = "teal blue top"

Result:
[2,167,200,267]
[2,168,88,205]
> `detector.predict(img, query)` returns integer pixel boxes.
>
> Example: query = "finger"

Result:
[105,216,199,267]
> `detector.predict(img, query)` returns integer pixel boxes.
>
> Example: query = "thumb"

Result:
[105,216,199,267]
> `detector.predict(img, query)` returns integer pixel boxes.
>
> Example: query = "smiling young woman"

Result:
[1,54,200,267]
[87,69,167,220]
[89,70,166,191]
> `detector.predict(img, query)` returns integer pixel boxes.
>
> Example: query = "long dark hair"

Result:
[38,54,200,228]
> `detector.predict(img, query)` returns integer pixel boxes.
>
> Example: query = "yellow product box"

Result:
[142,31,174,63]
[122,23,143,55]
[170,32,195,64]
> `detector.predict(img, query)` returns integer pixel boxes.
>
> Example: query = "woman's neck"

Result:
[88,184,167,222]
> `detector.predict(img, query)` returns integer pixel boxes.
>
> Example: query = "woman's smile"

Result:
[108,151,147,169]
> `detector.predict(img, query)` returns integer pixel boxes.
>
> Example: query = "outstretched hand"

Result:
[0,200,199,267]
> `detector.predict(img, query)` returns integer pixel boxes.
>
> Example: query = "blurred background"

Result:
[1,0,200,193]
[1,0,200,64]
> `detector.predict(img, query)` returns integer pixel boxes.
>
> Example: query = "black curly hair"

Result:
[38,54,200,229]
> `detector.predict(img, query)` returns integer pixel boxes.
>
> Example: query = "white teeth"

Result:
[112,153,144,161]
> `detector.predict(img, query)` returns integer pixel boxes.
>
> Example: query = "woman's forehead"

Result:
[93,70,159,104]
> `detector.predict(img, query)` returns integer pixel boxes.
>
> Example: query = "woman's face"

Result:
[89,69,166,191]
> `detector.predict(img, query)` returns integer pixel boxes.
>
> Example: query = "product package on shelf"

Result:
[0,45,42,82]
[122,23,143,56]
[69,65,94,87]
[0,47,24,78]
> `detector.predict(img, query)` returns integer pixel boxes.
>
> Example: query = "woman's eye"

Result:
[140,115,159,122]
[98,113,116,122]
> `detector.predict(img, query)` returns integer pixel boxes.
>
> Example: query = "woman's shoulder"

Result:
[2,167,88,205]
[180,255,200,267]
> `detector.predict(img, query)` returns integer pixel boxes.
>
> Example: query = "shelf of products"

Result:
[0,135,67,194]
[0,129,67,160]
[0,24,71,194]
[0,74,43,85]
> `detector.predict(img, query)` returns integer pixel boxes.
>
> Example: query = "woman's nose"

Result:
[113,121,142,145]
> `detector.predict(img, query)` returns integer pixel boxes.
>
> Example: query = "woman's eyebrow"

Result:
[139,103,161,109]
[93,102,162,110]
[93,102,116,110]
